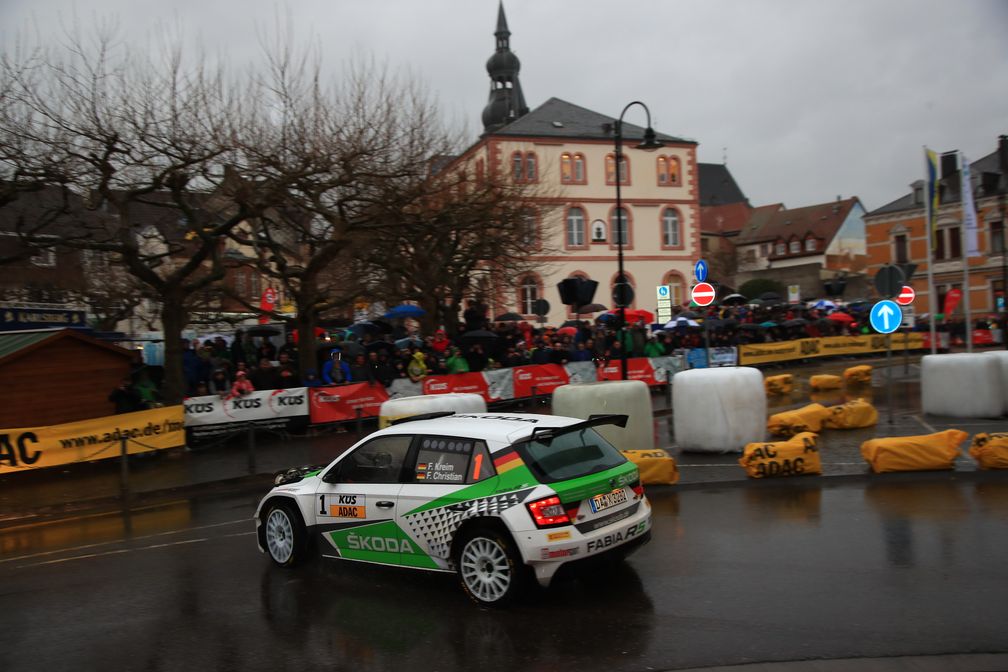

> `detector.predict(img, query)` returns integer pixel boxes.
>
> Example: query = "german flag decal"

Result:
[493,450,523,474]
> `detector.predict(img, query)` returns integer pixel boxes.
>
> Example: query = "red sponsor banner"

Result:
[512,364,570,399]
[309,383,389,424]
[943,288,962,316]
[423,373,493,402]
[596,357,660,385]
[259,287,277,325]
[972,329,994,346]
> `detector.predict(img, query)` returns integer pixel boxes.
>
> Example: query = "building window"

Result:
[990,220,1004,254]
[760,243,770,257]
[561,153,572,183]
[30,247,56,267]
[775,242,786,256]
[512,152,537,183]
[519,276,540,315]
[525,153,537,182]
[566,207,585,247]
[805,237,817,252]
[512,152,523,181]
[936,282,961,313]
[789,240,800,254]
[894,233,908,263]
[993,279,1005,309]
[605,154,630,185]
[611,207,629,246]
[661,208,680,247]
[573,154,585,182]
[663,272,686,305]
[656,155,680,186]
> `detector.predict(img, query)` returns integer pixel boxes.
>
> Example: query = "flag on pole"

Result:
[960,152,981,258]
[925,148,939,248]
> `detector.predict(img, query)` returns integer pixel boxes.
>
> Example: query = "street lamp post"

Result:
[612,101,664,379]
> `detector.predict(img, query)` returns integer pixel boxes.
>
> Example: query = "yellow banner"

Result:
[739,333,925,365]
[0,406,185,475]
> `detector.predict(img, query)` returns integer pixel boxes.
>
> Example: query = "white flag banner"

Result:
[961,152,981,258]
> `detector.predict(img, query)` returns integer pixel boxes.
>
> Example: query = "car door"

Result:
[315,433,414,566]
[397,435,497,569]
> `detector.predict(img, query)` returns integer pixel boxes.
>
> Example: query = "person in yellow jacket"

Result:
[407,350,428,382]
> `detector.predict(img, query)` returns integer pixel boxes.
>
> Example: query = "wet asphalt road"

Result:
[2,474,1008,672]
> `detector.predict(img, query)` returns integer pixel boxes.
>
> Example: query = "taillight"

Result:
[527,495,571,528]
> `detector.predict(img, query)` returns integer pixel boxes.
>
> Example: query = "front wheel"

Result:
[264,502,306,567]
[456,529,527,606]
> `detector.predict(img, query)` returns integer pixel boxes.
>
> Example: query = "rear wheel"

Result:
[264,501,306,567]
[456,528,527,606]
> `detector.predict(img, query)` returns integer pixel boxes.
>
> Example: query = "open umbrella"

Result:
[747,298,767,306]
[494,312,524,322]
[759,321,778,328]
[607,308,654,324]
[460,329,499,348]
[575,303,608,314]
[383,304,425,319]
[759,292,782,302]
[348,320,392,336]
[739,323,763,331]
[247,325,281,337]
[556,326,578,336]
[719,293,748,306]
[665,317,699,328]
[812,299,837,311]
[827,312,855,324]
[394,336,424,349]
[783,318,809,327]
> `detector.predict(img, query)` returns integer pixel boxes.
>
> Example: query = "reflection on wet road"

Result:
[1,475,1007,671]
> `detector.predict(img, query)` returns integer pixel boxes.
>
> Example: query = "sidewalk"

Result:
[1,355,1002,530]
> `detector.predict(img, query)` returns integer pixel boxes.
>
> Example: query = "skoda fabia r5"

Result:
[254,412,652,606]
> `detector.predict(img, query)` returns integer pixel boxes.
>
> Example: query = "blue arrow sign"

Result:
[694,259,708,283]
[869,300,902,334]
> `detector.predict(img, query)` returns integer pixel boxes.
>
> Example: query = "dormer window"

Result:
[789,240,800,254]
[775,242,786,256]
[805,238,817,252]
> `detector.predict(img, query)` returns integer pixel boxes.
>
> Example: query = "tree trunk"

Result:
[296,302,319,385]
[160,293,189,405]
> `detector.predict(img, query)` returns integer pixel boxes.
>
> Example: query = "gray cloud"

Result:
[3,0,1005,211]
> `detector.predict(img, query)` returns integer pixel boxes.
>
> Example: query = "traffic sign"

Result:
[873,265,905,298]
[870,300,902,334]
[531,298,550,316]
[612,283,634,308]
[896,285,916,306]
[656,284,670,300]
[691,282,716,307]
[694,260,708,283]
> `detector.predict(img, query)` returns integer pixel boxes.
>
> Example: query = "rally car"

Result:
[254,412,652,606]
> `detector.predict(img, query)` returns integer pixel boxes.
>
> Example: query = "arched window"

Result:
[662,270,687,306]
[789,239,800,254]
[669,157,680,185]
[610,207,629,246]
[657,156,669,184]
[520,208,538,247]
[805,237,817,252]
[573,154,585,182]
[561,153,573,183]
[605,154,629,185]
[566,207,586,247]
[519,276,540,315]
[512,153,523,181]
[662,208,681,247]
[525,153,537,182]
[775,241,786,256]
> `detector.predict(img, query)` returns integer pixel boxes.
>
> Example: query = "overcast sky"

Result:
[3,0,1006,212]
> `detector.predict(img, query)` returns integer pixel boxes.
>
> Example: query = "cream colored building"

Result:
[456,5,700,326]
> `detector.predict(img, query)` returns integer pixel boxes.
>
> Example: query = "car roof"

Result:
[378,412,583,446]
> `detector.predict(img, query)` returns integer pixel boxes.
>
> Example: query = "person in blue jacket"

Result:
[321,348,352,384]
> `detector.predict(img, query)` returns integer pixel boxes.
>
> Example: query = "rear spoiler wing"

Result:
[529,414,628,443]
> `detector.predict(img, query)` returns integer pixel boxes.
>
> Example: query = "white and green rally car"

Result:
[254,412,652,606]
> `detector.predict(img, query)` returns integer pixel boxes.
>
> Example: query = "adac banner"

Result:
[739,333,929,365]
[0,406,185,474]
[184,387,309,438]
[423,373,495,402]
[310,383,390,424]
[512,364,570,398]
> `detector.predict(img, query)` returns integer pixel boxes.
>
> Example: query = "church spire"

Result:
[481,1,529,133]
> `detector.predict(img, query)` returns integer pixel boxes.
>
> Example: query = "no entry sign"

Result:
[896,285,916,306]
[691,282,716,307]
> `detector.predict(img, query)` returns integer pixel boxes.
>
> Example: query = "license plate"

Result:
[589,488,627,514]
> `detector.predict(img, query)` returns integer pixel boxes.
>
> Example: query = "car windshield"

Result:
[514,427,625,483]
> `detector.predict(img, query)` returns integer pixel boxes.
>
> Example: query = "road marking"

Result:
[16,538,208,569]
[0,518,250,564]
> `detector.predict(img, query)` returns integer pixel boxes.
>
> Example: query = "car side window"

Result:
[412,436,493,485]
[332,435,413,484]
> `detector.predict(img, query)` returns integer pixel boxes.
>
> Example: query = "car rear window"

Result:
[514,427,626,483]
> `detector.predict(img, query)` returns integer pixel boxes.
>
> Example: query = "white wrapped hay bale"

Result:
[378,393,486,428]
[552,380,654,451]
[921,353,1004,418]
[984,351,1008,415]
[673,367,766,452]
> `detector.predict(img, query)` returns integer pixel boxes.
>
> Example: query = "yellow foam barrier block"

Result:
[739,432,821,478]
[764,374,794,396]
[860,429,968,473]
[968,433,1008,469]
[822,399,878,429]
[767,403,831,437]
[844,365,873,386]
[621,449,680,485]
[810,374,843,390]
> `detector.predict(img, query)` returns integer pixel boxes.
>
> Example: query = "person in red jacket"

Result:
[228,371,255,399]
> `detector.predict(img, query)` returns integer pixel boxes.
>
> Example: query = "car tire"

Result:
[264,501,306,568]
[455,527,527,607]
